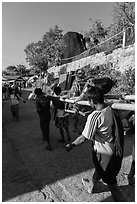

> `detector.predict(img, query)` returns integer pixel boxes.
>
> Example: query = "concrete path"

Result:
[2,91,135,202]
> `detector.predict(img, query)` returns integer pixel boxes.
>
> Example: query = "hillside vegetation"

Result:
[49,44,135,95]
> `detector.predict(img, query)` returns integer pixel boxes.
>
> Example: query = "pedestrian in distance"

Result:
[34,88,52,150]
[65,86,126,202]
[8,84,13,98]
[14,83,22,97]
[52,86,71,143]
[2,85,7,101]
[10,89,26,121]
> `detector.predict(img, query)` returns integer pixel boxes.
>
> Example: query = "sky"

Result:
[2,1,116,70]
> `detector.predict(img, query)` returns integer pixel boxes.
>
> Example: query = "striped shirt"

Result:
[82,106,114,143]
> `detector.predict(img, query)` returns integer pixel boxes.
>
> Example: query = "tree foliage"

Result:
[88,19,108,40]
[109,2,135,46]
[24,25,64,73]
[16,64,27,76]
[4,65,17,75]
[113,2,135,28]
[2,64,27,76]
[84,2,135,55]
[24,40,47,74]
[89,63,135,95]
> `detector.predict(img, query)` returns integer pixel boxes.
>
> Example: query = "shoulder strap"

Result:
[111,108,124,157]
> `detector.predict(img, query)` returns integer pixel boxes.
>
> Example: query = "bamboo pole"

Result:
[124,95,135,101]
[60,98,135,111]
[111,103,135,111]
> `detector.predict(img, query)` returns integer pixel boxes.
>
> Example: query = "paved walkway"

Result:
[2,91,135,202]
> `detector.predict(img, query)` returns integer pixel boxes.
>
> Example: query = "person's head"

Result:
[86,86,104,106]
[54,86,62,96]
[34,88,43,96]
[76,69,85,79]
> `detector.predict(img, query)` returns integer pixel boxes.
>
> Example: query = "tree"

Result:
[84,19,108,54]
[42,25,65,66]
[25,40,47,74]
[110,2,135,46]
[2,64,27,76]
[3,65,17,75]
[84,3,135,55]
[24,25,64,74]
[113,2,135,27]
[89,19,108,40]
[16,64,27,76]
[2,69,8,76]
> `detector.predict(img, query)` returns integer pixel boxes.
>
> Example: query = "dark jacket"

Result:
[35,94,51,118]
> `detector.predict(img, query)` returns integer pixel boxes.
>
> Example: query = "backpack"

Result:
[111,108,124,158]
[38,95,50,113]
[105,108,124,178]
[52,98,65,110]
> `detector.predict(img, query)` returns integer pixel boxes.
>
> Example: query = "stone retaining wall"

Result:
[48,44,135,77]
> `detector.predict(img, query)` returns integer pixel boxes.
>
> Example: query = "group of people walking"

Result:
[7,68,134,202]
[34,85,71,150]
[33,70,134,202]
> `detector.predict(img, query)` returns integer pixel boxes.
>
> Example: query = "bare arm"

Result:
[72,134,86,146]
[65,134,86,152]
[74,87,88,102]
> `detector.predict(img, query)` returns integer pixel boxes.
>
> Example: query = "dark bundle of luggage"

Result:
[87,77,116,94]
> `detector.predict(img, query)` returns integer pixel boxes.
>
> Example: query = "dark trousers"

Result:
[92,148,125,201]
[39,115,51,143]
[92,147,122,185]
[11,104,19,120]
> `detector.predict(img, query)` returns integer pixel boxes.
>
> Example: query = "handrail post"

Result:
[122,28,126,49]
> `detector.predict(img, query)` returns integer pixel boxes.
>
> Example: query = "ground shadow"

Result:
[2,90,135,202]
[100,184,135,202]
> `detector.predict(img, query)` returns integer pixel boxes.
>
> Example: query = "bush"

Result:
[117,68,135,95]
